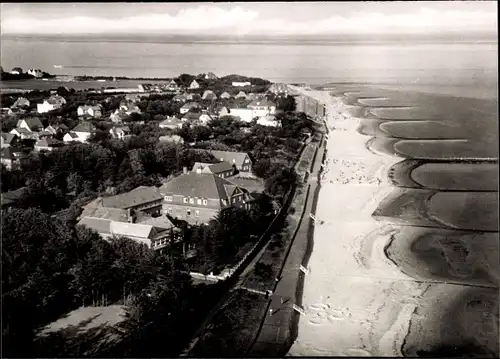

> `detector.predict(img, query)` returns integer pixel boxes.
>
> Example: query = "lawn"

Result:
[35,305,127,357]
[189,288,269,357]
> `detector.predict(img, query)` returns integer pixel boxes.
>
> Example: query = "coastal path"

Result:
[247,122,327,356]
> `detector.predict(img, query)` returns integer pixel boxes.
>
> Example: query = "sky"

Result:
[0,2,497,36]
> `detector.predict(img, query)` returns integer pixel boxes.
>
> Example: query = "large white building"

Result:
[37,95,67,113]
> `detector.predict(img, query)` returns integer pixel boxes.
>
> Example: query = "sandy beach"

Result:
[287,88,499,357]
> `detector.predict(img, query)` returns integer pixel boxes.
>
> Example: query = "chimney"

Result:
[183,166,188,174]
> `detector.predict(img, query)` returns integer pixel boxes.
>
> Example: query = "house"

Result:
[17,117,44,132]
[198,113,214,125]
[181,111,202,124]
[100,186,164,215]
[159,170,253,225]
[1,147,29,170]
[209,150,253,172]
[10,67,23,75]
[189,80,201,89]
[220,92,232,99]
[166,80,180,91]
[180,102,201,114]
[186,93,202,101]
[45,124,69,135]
[218,106,230,117]
[1,187,28,210]
[159,116,184,130]
[77,104,103,118]
[63,132,80,143]
[257,114,281,127]
[109,125,132,140]
[109,110,128,123]
[232,81,251,87]
[192,161,236,178]
[1,108,13,116]
[64,122,96,143]
[77,210,180,251]
[226,108,257,123]
[11,97,30,109]
[235,91,249,99]
[9,128,32,140]
[204,72,218,80]
[248,99,277,114]
[119,102,142,114]
[34,137,63,152]
[159,134,184,145]
[202,90,217,101]
[173,93,188,102]
[269,83,288,94]
[27,69,44,78]
[37,95,67,113]
[1,133,18,148]
[78,217,179,251]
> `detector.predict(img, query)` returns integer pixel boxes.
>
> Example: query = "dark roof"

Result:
[159,172,247,202]
[1,187,28,207]
[1,147,27,160]
[181,102,200,109]
[12,97,30,108]
[35,137,62,147]
[209,150,250,168]
[248,99,276,108]
[1,132,16,144]
[101,186,163,209]
[18,117,43,130]
[72,122,96,133]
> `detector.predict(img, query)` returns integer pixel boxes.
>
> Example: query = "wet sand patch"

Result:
[385,227,499,286]
[428,192,498,231]
[410,162,499,191]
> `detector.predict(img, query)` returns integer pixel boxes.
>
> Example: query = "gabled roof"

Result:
[1,146,27,160]
[220,92,232,99]
[192,161,234,175]
[205,72,218,79]
[159,172,247,202]
[1,132,16,144]
[35,137,62,147]
[18,117,43,130]
[110,126,131,136]
[159,116,183,127]
[72,122,96,133]
[45,124,68,133]
[10,128,31,135]
[80,202,130,222]
[12,97,30,108]
[181,102,200,109]
[182,111,202,121]
[167,79,179,87]
[209,150,250,168]
[66,131,79,139]
[248,99,276,108]
[46,95,66,106]
[1,187,28,207]
[101,186,163,209]
[78,217,112,234]
[235,91,248,98]
[202,90,217,100]
[135,214,176,229]
[173,94,188,101]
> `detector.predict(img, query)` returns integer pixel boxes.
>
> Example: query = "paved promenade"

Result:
[248,125,326,356]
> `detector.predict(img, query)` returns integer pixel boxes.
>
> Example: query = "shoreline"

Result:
[286,88,499,357]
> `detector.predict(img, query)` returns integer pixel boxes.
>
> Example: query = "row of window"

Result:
[165,207,200,217]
